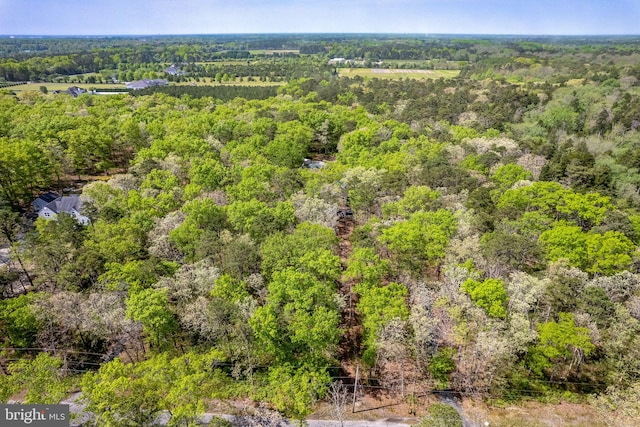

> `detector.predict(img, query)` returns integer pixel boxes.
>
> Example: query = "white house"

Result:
[164,64,184,76]
[32,192,59,213]
[125,79,169,90]
[36,194,89,225]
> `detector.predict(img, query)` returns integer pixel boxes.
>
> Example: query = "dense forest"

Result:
[2,34,640,426]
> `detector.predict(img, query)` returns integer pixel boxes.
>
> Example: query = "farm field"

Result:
[384,59,464,69]
[5,79,284,94]
[249,49,300,55]
[337,68,460,79]
[6,82,126,93]
[174,78,284,86]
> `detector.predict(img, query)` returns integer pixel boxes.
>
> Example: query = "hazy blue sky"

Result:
[1,0,638,35]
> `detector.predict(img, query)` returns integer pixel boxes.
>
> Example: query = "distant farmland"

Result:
[337,68,460,79]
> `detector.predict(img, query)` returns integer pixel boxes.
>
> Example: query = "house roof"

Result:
[164,65,183,75]
[66,86,86,98]
[126,81,148,89]
[44,195,82,214]
[36,192,59,204]
[302,158,326,169]
[125,79,169,90]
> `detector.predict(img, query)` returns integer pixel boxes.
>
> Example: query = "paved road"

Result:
[212,416,413,427]
[63,393,414,426]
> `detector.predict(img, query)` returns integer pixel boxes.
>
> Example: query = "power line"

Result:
[0,347,107,357]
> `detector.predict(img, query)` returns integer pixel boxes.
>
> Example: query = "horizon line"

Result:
[2,32,640,38]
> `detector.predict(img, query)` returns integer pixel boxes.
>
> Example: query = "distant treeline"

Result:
[129,84,280,100]
[4,35,640,82]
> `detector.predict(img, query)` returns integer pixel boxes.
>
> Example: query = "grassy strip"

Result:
[8,82,126,93]
[337,68,460,79]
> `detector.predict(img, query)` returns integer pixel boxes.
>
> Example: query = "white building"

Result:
[125,79,169,90]
[34,194,89,225]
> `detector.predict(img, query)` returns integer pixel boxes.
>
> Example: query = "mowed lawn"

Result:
[174,78,284,86]
[5,80,284,94]
[6,82,127,93]
[337,68,460,79]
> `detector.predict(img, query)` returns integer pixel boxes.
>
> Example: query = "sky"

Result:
[0,0,639,36]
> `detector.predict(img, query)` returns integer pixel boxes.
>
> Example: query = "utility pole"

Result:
[352,364,359,413]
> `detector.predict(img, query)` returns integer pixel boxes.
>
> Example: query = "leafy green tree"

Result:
[126,288,177,350]
[539,105,579,132]
[539,223,588,270]
[62,124,114,174]
[355,281,409,365]
[379,209,457,272]
[586,231,635,275]
[428,348,457,389]
[0,139,55,207]
[27,215,87,283]
[490,163,533,191]
[540,224,635,275]
[209,233,261,280]
[89,217,147,263]
[342,166,386,215]
[556,191,612,228]
[188,157,226,190]
[99,259,178,292]
[297,249,342,283]
[0,204,33,286]
[81,181,128,223]
[250,268,340,364]
[266,364,330,419]
[82,357,166,427]
[481,230,543,272]
[6,353,72,404]
[263,121,313,168]
[344,247,390,286]
[497,181,565,219]
[498,181,612,228]
[226,200,295,242]
[543,261,587,314]
[461,278,508,318]
[530,313,595,378]
[260,222,338,280]
[382,185,441,218]
[0,293,41,347]
[578,286,615,328]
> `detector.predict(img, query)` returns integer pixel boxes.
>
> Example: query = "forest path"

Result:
[335,216,362,362]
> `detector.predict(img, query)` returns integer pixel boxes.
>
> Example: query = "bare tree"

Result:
[376,318,413,397]
[147,211,184,261]
[0,206,33,289]
[328,381,349,427]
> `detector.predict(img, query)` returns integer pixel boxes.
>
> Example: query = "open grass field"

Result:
[384,59,465,69]
[249,49,300,55]
[194,60,251,65]
[6,79,284,94]
[337,68,460,79]
[7,82,126,93]
[174,78,284,86]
